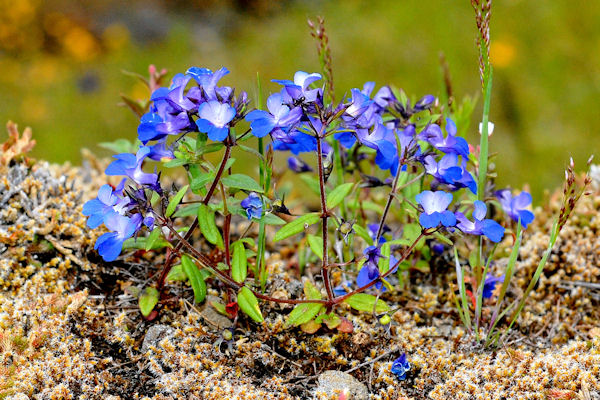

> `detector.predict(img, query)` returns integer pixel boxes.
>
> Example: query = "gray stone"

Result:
[198,295,234,330]
[315,370,368,400]
[141,324,175,353]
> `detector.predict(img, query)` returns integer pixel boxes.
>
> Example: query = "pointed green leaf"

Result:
[285,302,324,327]
[99,138,138,154]
[307,234,324,260]
[303,280,322,300]
[237,287,263,323]
[198,204,224,249]
[326,183,354,209]
[165,185,189,218]
[139,287,159,317]
[273,213,321,242]
[353,224,373,245]
[344,293,389,313]
[163,158,188,168]
[181,255,207,304]
[378,242,391,273]
[145,228,162,251]
[166,264,186,282]
[122,236,171,250]
[221,174,263,193]
[299,174,321,195]
[260,213,286,225]
[231,241,247,283]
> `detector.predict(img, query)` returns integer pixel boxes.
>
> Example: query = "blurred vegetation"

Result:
[1,0,598,200]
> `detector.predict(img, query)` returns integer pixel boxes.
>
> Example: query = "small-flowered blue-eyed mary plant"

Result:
[83,14,591,347]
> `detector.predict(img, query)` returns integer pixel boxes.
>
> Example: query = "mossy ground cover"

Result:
[1,153,598,399]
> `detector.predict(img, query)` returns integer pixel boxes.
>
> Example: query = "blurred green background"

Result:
[1,0,599,200]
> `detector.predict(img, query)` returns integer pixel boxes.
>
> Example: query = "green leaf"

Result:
[198,142,224,155]
[303,280,322,300]
[210,300,228,316]
[145,228,162,251]
[122,236,171,250]
[299,174,321,195]
[166,264,187,282]
[326,183,354,209]
[344,293,389,313]
[433,231,454,246]
[353,224,373,245]
[285,302,324,327]
[189,165,214,194]
[181,255,207,304]
[99,138,139,154]
[237,287,263,323]
[173,203,201,218]
[273,213,321,242]
[378,242,391,273]
[198,204,224,249]
[231,241,247,283]
[139,287,159,317]
[163,158,188,168]
[307,234,323,260]
[98,138,139,153]
[260,213,286,225]
[221,174,263,193]
[165,185,189,218]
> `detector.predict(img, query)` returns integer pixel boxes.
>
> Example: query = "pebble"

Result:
[141,324,175,353]
[198,295,234,330]
[315,370,369,400]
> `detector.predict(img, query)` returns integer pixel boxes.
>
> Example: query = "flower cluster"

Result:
[81,64,537,332]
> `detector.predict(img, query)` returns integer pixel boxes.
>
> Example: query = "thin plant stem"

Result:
[375,159,407,244]
[157,143,232,290]
[501,220,560,343]
[316,135,335,304]
[333,232,425,304]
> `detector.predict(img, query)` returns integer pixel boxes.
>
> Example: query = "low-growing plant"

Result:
[82,5,591,346]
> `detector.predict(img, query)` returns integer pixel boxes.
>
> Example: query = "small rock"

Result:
[199,295,233,330]
[315,370,368,400]
[141,324,175,353]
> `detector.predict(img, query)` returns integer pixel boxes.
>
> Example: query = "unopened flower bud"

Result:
[478,121,495,136]
[379,314,391,325]
[339,221,354,235]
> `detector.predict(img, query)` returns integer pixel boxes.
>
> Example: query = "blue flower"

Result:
[368,223,391,244]
[287,156,312,173]
[482,274,504,299]
[356,247,398,292]
[423,153,477,194]
[455,200,505,243]
[240,192,262,220]
[273,71,322,103]
[415,190,457,229]
[413,94,435,111]
[186,66,232,101]
[418,118,469,158]
[82,180,127,229]
[196,100,236,142]
[94,213,142,262]
[105,146,159,187]
[495,189,535,229]
[137,102,191,143]
[391,353,411,380]
[245,92,302,138]
[345,88,373,119]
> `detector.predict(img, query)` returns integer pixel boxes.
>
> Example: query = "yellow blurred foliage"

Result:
[102,23,131,52]
[491,39,517,68]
